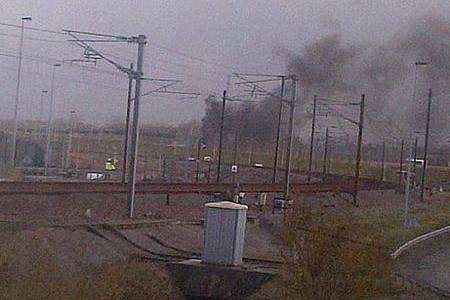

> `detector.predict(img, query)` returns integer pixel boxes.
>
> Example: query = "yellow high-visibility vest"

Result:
[105,159,117,171]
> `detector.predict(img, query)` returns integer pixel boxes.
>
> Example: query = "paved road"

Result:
[396,232,450,295]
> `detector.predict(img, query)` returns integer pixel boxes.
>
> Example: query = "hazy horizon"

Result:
[0,1,449,126]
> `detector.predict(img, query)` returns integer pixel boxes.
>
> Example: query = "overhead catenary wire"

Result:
[0,32,66,43]
[0,22,229,94]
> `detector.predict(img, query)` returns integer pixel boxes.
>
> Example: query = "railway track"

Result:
[0,178,395,195]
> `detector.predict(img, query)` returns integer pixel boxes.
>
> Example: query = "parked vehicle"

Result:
[406,158,424,165]
[86,172,105,181]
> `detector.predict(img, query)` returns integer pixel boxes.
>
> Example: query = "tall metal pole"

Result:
[232,131,238,184]
[127,35,146,218]
[162,154,167,181]
[381,140,386,181]
[307,95,317,182]
[322,127,329,176]
[44,63,61,176]
[420,88,432,202]
[216,90,226,183]
[412,136,418,181]
[87,125,94,169]
[283,77,296,200]
[65,110,76,169]
[353,94,365,205]
[327,142,332,174]
[195,139,201,182]
[39,90,48,139]
[122,63,134,183]
[39,90,48,123]
[11,17,31,168]
[404,62,427,228]
[233,131,238,165]
[272,76,285,183]
[398,139,404,188]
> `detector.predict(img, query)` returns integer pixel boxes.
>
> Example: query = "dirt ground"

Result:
[0,187,448,298]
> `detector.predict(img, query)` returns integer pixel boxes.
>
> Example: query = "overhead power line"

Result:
[0,32,66,43]
[0,21,66,35]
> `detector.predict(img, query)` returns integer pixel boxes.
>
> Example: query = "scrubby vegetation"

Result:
[261,205,404,299]
[0,235,178,300]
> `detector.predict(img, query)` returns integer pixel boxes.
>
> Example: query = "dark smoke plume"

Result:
[202,15,449,147]
[286,15,450,144]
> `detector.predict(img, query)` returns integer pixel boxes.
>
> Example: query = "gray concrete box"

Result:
[202,201,248,266]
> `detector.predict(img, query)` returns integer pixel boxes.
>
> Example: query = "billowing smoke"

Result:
[201,15,450,148]
[287,15,450,144]
[286,34,360,92]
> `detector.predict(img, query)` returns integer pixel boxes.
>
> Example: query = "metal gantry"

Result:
[308,94,366,205]
[65,29,200,218]
[232,73,297,201]
[232,73,294,186]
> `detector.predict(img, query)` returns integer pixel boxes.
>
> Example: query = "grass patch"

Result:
[275,205,402,299]
[0,233,180,300]
[363,197,450,250]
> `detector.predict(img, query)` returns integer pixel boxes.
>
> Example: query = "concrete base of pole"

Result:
[167,259,276,299]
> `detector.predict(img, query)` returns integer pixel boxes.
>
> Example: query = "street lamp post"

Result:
[44,63,61,176]
[11,16,32,167]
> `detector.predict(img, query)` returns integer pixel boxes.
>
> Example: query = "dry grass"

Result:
[271,205,403,299]
[0,234,179,300]
[363,194,450,249]
[1,167,25,181]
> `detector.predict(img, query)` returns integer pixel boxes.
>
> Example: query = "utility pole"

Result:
[216,90,226,183]
[162,154,167,180]
[322,127,329,176]
[272,76,285,183]
[233,131,238,184]
[44,63,61,176]
[412,136,418,181]
[420,88,432,202]
[11,16,32,168]
[122,63,134,183]
[127,34,146,218]
[39,90,48,139]
[398,139,404,188]
[353,94,365,205]
[195,139,202,182]
[87,125,94,169]
[307,95,317,182]
[381,140,386,181]
[39,90,48,123]
[65,110,76,170]
[327,144,332,174]
[404,61,427,228]
[283,77,297,200]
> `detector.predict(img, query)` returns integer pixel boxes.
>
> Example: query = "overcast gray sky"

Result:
[0,1,448,125]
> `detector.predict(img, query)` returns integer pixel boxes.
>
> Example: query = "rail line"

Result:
[0,177,395,195]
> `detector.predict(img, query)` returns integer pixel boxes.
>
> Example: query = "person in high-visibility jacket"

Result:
[105,158,117,171]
